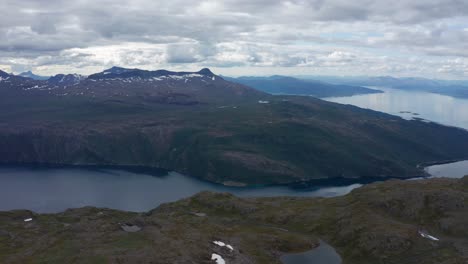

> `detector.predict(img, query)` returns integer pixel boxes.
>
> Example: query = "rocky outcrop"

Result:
[0,177,467,263]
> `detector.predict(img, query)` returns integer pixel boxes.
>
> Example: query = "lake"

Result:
[426,160,468,178]
[0,159,465,214]
[281,240,342,264]
[2,87,468,214]
[0,166,362,213]
[324,87,468,130]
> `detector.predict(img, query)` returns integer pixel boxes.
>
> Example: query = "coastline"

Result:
[0,161,438,189]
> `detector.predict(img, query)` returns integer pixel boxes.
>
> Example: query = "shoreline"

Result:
[416,158,468,168]
[0,161,442,189]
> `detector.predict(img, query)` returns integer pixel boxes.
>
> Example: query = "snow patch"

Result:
[24,218,32,222]
[258,100,270,104]
[213,241,234,251]
[419,231,439,241]
[213,241,225,247]
[183,74,204,78]
[211,253,225,264]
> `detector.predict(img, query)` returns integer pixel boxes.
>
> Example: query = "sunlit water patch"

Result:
[324,87,468,130]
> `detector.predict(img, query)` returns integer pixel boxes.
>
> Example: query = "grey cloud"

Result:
[0,0,467,78]
[166,44,209,63]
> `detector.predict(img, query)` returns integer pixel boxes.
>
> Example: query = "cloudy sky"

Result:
[0,0,468,79]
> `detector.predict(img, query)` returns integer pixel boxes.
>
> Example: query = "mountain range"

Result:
[224,75,382,98]
[18,71,50,81]
[1,67,468,185]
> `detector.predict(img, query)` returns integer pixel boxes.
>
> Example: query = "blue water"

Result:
[0,166,362,213]
[325,87,468,130]
[425,160,468,178]
[281,240,342,264]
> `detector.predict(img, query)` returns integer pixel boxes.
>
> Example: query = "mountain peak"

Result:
[198,68,214,75]
[19,71,49,80]
[0,70,9,78]
[103,66,134,75]
[48,73,85,85]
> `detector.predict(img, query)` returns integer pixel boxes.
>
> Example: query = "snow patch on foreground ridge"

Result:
[211,253,225,264]
[213,241,234,251]
[419,231,439,241]
[211,241,233,263]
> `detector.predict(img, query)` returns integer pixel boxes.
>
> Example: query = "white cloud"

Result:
[0,0,467,79]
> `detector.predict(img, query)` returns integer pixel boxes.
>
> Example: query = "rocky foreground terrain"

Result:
[0,176,467,264]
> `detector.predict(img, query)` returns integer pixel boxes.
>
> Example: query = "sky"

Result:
[0,0,468,79]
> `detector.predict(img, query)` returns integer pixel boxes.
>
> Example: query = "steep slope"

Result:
[1,68,468,185]
[1,176,467,263]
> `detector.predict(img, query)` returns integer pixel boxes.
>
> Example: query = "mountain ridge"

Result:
[18,71,50,80]
[225,75,383,98]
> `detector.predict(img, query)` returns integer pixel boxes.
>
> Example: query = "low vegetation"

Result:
[1,176,467,263]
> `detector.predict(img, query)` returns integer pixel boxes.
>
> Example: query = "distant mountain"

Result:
[0,70,9,79]
[88,67,216,80]
[0,70,39,88]
[0,67,264,105]
[224,75,382,98]
[304,75,468,99]
[48,74,86,86]
[18,71,49,80]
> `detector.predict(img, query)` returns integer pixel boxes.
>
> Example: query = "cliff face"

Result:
[1,177,467,263]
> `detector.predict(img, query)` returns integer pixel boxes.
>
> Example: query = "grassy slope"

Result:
[0,176,467,263]
[1,94,468,185]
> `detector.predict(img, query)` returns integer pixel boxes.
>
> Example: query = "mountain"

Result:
[47,73,86,86]
[1,176,467,263]
[0,70,9,80]
[18,71,50,80]
[0,70,39,89]
[225,75,383,98]
[0,67,262,104]
[1,68,468,185]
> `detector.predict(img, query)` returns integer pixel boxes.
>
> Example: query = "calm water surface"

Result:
[0,167,362,213]
[426,160,468,178]
[281,240,342,264]
[325,87,468,130]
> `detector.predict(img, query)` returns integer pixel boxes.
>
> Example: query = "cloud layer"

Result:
[0,0,467,78]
